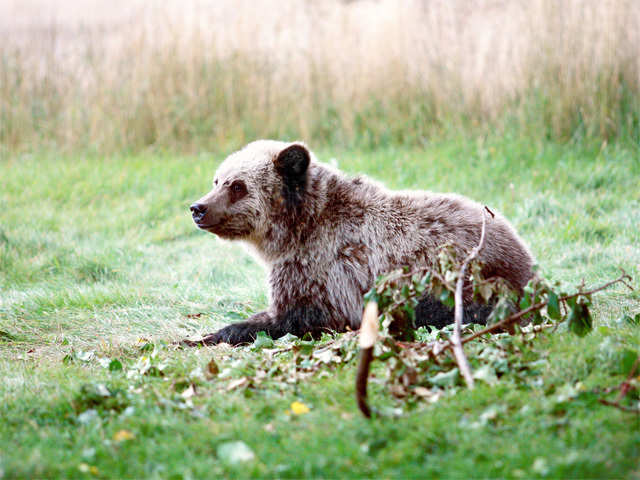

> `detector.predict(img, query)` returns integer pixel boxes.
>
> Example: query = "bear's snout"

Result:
[190,203,208,224]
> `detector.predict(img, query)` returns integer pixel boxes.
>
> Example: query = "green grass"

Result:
[1,136,639,478]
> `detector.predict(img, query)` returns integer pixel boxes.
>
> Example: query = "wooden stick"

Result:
[451,209,488,389]
[356,302,379,418]
[356,348,374,418]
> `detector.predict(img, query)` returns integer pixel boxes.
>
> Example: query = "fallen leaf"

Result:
[413,386,433,397]
[217,441,256,464]
[77,409,99,425]
[206,359,219,377]
[77,463,99,475]
[532,457,549,476]
[181,384,196,399]
[95,383,111,397]
[473,365,498,385]
[81,448,96,460]
[390,383,408,397]
[226,378,248,391]
[113,429,135,443]
[312,349,339,364]
[76,350,94,362]
[290,401,310,415]
[429,368,459,387]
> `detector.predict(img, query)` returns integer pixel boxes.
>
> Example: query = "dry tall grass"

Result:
[1,0,639,153]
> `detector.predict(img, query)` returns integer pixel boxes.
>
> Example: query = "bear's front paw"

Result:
[210,323,258,346]
[178,322,262,347]
[177,331,223,347]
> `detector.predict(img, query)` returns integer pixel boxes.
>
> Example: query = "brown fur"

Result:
[185,140,534,345]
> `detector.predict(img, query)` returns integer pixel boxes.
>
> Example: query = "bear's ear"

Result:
[273,144,310,179]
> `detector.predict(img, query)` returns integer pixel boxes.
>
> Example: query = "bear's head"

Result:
[190,140,311,240]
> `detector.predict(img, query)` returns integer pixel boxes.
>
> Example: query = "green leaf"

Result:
[547,291,561,320]
[568,303,592,337]
[76,350,94,362]
[276,333,299,344]
[401,284,410,299]
[617,314,640,326]
[363,289,378,304]
[252,331,275,350]
[532,310,544,325]
[108,359,123,372]
[439,290,454,309]
[439,290,450,304]
[619,350,639,376]
[0,330,16,341]
[294,341,316,355]
[138,342,154,353]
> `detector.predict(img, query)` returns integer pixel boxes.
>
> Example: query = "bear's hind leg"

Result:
[415,294,493,330]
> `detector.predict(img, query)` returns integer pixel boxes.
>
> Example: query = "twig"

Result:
[416,270,632,359]
[615,354,640,404]
[598,399,640,414]
[590,358,640,414]
[451,209,488,389]
[458,269,632,347]
[394,266,456,293]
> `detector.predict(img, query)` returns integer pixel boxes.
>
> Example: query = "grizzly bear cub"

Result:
[185,140,534,346]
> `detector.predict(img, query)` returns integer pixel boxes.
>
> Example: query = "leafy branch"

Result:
[355,206,634,418]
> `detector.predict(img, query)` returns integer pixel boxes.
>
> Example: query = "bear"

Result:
[184,140,534,346]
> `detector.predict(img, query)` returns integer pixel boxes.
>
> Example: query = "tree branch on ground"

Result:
[355,224,634,418]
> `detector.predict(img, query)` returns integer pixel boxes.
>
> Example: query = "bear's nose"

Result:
[190,203,208,222]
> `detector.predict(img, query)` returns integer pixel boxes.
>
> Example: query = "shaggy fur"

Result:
[186,140,534,346]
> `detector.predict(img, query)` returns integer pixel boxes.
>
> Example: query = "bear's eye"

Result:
[229,180,248,203]
[214,179,218,186]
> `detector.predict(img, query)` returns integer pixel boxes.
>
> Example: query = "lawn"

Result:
[1,136,639,478]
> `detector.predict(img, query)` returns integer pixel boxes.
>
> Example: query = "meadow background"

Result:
[1,0,639,478]
[2,0,640,153]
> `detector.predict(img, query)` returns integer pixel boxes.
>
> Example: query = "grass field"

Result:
[1,136,639,478]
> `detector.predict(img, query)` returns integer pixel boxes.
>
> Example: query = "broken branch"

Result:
[356,302,379,418]
[451,208,489,389]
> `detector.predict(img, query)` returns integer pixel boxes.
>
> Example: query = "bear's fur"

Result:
[185,140,534,346]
